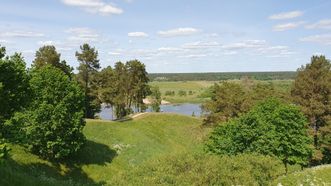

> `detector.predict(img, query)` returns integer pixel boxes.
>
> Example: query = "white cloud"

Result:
[272,21,305,31]
[158,27,200,37]
[269,10,303,20]
[222,40,266,50]
[0,31,44,38]
[109,52,121,55]
[61,0,123,15]
[37,40,55,45]
[182,41,220,49]
[179,54,207,58]
[300,34,331,45]
[66,27,99,42]
[157,47,183,52]
[306,19,331,29]
[128,32,148,38]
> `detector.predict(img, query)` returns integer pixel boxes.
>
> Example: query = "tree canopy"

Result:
[76,43,101,118]
[206,99,312,172]
[7,66,86,159]
[0,48,30,124]
[291,55,331,163]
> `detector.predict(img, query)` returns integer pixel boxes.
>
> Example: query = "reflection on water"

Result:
[98,103,202,120]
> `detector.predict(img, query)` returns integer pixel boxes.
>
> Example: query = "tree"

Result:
[202,82,248,125]
[0,48,30,125]
[8,66,86,159]
[76,43,101,118]
[150,86,161,112]
[291,55,331,163]
[202,81,289,126]
[33,45,72,77]
[206,99,312,173]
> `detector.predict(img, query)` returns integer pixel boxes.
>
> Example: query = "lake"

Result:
[98,103,203,120]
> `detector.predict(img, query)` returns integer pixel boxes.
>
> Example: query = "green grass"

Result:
[149,80,293,104]
[0,113,207,186]
[149,81,216,103]
[274,165,331,185]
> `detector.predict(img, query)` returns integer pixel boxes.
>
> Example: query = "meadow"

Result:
[149,80,293,104]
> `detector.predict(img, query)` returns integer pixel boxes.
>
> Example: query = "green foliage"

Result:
[178,90,187,96]
[202,81,289,125]
[291,55,331,163]
[149,71,296,81]
[150,86,161,112]
[32,45,72,77]
[165,90,175,96]
[206,99,312,171]
[0,143,10,161]
[100,60,150,119]
[76,43,101,118]
[111,152,284,186]
[0,50,30,126]
[7,66,86,159]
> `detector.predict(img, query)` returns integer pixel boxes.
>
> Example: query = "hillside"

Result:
[0,114,206,186]
[274,165,331,185]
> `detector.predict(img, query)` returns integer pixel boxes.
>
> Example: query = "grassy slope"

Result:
[0,113,207,186]
[274,165,331,185]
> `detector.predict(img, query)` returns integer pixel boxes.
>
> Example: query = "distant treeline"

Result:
[149,71,297,81]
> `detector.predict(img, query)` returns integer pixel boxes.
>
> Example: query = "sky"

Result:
[0,0,331,73]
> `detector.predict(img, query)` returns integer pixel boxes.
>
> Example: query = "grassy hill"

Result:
[0,113,207,186]
[1,113,330,185]
[274,165,331,185]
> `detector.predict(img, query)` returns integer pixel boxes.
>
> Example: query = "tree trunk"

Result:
[85,69,89,118]
[311,116,318,148]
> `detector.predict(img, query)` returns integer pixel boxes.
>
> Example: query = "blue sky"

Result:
[1,0,331,73]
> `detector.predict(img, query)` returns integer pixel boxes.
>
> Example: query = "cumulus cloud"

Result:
[61,0,123,15]
[306,19,331,29]
[157,27,200,37]
[272,21,305,31]
[128,32,148,38]
[300,34,331,45]
[269,10,303,20]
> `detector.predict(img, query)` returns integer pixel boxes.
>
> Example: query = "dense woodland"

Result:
[149,71,297,81]
[1,43,331,185]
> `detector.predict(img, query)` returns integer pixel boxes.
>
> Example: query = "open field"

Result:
[150,80,293,104]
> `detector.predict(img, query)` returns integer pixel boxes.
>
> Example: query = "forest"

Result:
[0,43,331,185]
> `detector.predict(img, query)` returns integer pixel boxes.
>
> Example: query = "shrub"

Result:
[110,152,284,185]
[0,143,10,162]
[206,99,312,172]
[165,90,175,96]
[178,90,187,96]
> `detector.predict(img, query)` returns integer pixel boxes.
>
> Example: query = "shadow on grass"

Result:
[1,140,117,186]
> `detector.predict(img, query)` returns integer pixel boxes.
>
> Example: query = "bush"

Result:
[0,143,10,161]
[110,152,284,185]
[178,90,187,96]
[206,99,312,172]
[165,90,175,96]
[7,66,86,159]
